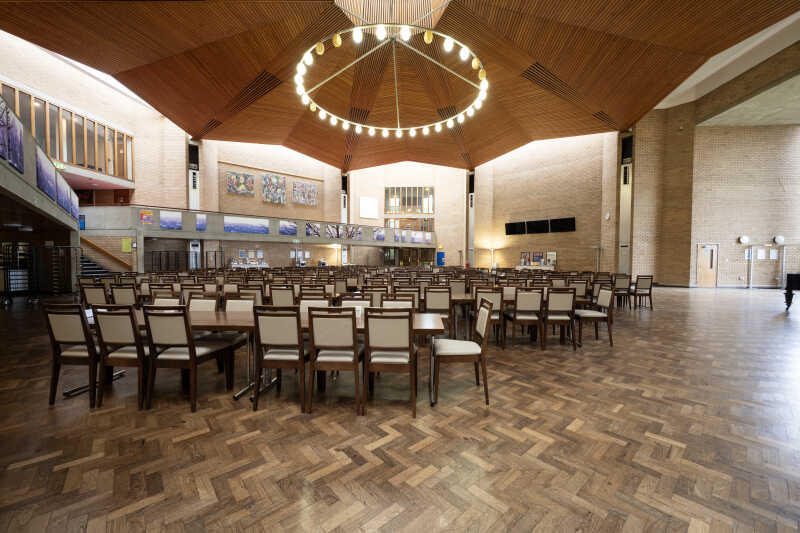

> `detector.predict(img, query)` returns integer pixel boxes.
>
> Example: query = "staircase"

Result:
[80,254,113,278]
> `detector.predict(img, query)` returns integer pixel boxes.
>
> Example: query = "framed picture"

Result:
[139,209,154,224]
[292,181,319,206]
[225,171,255,196]
[279,220,297,236]
[196,214,207,231]
[159,210,182,230]
[306,222,321,237]
[520,251,531,265]
[224,216,270,234]
[373,228,385,241]
[0,98,8,160]
[7,110,24,173]
[35,146,56,201]
[325,223,339,239]
[262,173,286,204]
[546,251,557,265]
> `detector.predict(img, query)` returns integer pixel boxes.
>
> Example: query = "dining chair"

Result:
[253,306,308,412]
[574,286,614,346]
[111,285,138,306]
[432,299,492,405]
[92,304,149,409]
[474,288,504,346]
[503,288,543,347]
[363,286,389,307]
[270,285,295,307]
[394,286,420,309]
[425,286,452,338]
[299,297,331,315]
[153,298,180,306]
[307,307,363,415]
[633,275,654,309]
[334,279,347,296]
[238,285,264,305]
[142,305,235,412]
[81,285,108,307]
[381,293,414,308]
[43,304,100,407]
[180,285,205,304]
[363,308,417,417]
[340,295,370,310]
[613,275,632,309]
[544,288,576,350]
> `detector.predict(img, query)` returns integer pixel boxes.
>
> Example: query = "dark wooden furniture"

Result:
[786,273,800,310]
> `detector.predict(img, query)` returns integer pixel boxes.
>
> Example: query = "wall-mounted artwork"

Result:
[410,231,424,244]
[401,230,409,243]
[139,209,153,224]
[345,225,358,240]
[196,214,207,231]
[7,109,24,173]
[520,251,531,265]
[224,216,270,234]
[394,230,399,242]
[292,181,319,206]
[160,210,183,230]
[35,146,56,201]
[225,171,255,196]
[532,251,543,264]
[279,220,297,236]
[424,232,432,244]
[70,190,79,220]
[262,173,286,204]
[546,251,557,265]
[0,99,8,160]
[325,223,340,239]
[373,228,385,241]
[306,222,321,237]
[56,173,70,212]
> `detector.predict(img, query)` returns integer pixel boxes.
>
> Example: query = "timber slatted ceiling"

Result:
[2,0,797,170]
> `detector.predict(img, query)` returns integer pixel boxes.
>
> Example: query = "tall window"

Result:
[74,115,85,166]
[384,186,434,214]
[1,85,13,107]
[96,124,105,173]
[48,104,60,159]
[126,136,133,179]
[61,110,73,163]
[33,98,46,147]
[115,131,125,178]
[86,120,95,169]
[18,91,31,132]
[105,128,115,176]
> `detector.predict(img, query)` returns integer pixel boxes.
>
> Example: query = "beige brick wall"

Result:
[81,235,135,272]
[631,110,664,280]
[691,125,800,287]
[474,132,618,271]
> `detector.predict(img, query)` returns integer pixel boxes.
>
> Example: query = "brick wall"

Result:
[81,235,135,272]
[631,110,665,280]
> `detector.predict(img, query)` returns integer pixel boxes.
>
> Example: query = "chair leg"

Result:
[306,361,314,414]
[595,322,599,340]
[252,366,263,411]
[49,361,61,405]
[299,362,306,413]
[353,363,362,416]
[362,361,369,415]
[189,365,197,412]
[410,363,416,418]
[434,358,440,404]
[571,322,577,351]
[607,320,613,346]
[226,350,234,391]
[88,360,97,408]
[276,368,282,394]
[578,320,583,346]
[542,321,547,348]
[474,362,480,386]
[146,363,157,409]
[137,360,147,410]
[216,353,224,373]
[97,360,106,408]
[480,356,489,405]
[649,294,654,310]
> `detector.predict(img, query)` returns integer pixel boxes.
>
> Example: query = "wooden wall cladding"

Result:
[1,0,796,171]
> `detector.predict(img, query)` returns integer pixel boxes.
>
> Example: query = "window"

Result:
[384,187,434,214]
[18,91,31,132]
[48,104,60,159]
[61,110,73,163]
[126,136,133,180]
[86,120,95,169]
[116,131,124,178]
[1,85,13,108]
[96,124,105,173]
[74,115,85,166]
[33,98,45,147]
[106,128,114,176]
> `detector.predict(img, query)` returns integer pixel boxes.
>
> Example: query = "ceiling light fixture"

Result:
[296,25,487,140]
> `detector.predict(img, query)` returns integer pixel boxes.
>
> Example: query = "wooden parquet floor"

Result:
[1,288,800,532]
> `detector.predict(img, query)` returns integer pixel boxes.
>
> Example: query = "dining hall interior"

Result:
[0,1,800,531]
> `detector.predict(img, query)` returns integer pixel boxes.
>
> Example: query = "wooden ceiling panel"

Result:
[2,0,796,170]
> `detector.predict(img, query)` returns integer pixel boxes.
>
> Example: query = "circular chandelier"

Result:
[294,24,488,138]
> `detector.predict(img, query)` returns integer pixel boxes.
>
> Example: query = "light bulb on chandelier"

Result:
[423,126,430,135]
[400,25,411,41]
[376,24,387,40]
[395,129,402,138]
[353,27,363,44]
[443,37,454,52]
[409,128,416,137]
[382,129,389,138]
[459,46,470,61]
[435,123,442,132]
[355,124,362,134]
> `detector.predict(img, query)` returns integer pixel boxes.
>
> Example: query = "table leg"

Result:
[233,331,254,400]
[429,335,436,406]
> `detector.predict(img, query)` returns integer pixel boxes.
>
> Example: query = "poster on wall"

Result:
[325,223,340,239]
[239,249,246,258]
[139,209,154,224]
[373,228,385,241]
[35,146,56,200]
[292,181,319,206]
[257,250,264,259]
[424,232,432,244]
[279,220,297,236]
[7,110,24,173]
[70,190,79,220]
[533,251,543,264]
[345,225,358,240]
[262,173,286,204]
[520,251,531,265]
[306,222,321,237]
[410,231,424,244]
[546,251,557,265]
[394,230,399,242]
[401,230,409,243]
[224,215,270,234]
[225,171,255,196]
[196,214,207,231]
[160,210,182,230]
[0,98,8,160]
[121,238,132,253]
[56,173,70,212]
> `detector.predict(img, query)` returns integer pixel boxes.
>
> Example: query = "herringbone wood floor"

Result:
[1,288,799,532]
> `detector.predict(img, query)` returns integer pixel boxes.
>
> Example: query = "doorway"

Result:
[697,244,718,287]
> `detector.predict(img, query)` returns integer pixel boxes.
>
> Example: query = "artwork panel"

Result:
[279,220,297,236]
[35,146,56,200]
[306,222,321,237]
[225,171,254,196]
[224,216,270,235]
[160,210,183,230]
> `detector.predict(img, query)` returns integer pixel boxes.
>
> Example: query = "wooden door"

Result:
[697,244,718,287]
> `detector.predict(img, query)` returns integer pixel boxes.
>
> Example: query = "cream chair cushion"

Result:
[433,339,481,357]
[317,346,364,362]
[547,313,572,321]
[263,347,308,361]
[157,339,230,360]
[575,310,607,318]
[106,345,149,359]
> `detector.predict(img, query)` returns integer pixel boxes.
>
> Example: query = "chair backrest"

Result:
[569,280,587,297]
[636,276,653,290]
[551,278,567,288]
[140,282,151,296]
[270,286,295,307]
[93,304,145,359]
[614,275,630,290]
[254,306,302,356]
[363,286,388,307]
[341,296,370,309]
[43,304,96,356]
[473,299,493,346]
[238,286,263,305]
[448,279,466,295]
[226,298,255,313]
[188,295,217,312]
[222,283,239,296]
[394,287,420,308]
[143,305,191,349]
[309,307,358,358]
[181,285,204,304]
[153,298,180,307]
[597,287,615,311]
[502,285,517,302]
[334,279,347,295]
[365,308,412,355]
[111,285,137,306]
[475,288,502,312]
[547,288,575,313]
[82,286,108,306]
[515,288,543,314]
[425,287,451,312]
[593,282,602,299]
[203,282,217,295]
[299,298,331,315]
[381,293,414,308]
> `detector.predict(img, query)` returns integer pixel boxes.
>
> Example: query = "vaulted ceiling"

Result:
[0,0,797,171]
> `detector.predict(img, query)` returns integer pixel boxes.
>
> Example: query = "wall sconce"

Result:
[774,235,785,245]
[738,235,750,244]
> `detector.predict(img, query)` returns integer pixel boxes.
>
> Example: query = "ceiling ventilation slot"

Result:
[461,152,473,168]
[194,119,222,139]
[349,107,369,123]
[521,63,584,108]
[342,154,353,172]
[592,111,618,129]
[224,71,281,116]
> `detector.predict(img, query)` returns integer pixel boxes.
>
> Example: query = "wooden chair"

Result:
[503,288,543,348]
[340,295,370,310]
[253,306,308,412]
[613,275,631,309]
[110,285,137,306]
[432,299,492,405]
[307,307,363,415]
[270,285,295,307]
[544,288,576,350]
[633,275,654,309]
[142,305,235,412]
[474,288,504,347]
[363,308,417,417]
[394,286,420,309]
[92,305,149,409]
[425,286,453,338]
[81,285,108,307]
[575,286,614,346]
[43,304,100,407]
[362,286,389,307]
[380,293,414,308]
[299,297,331,315]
